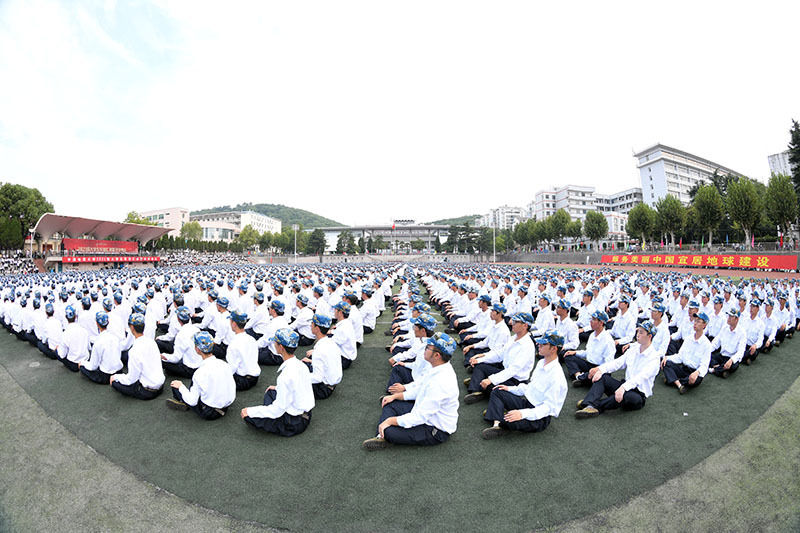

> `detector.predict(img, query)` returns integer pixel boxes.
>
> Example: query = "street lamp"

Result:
[292,224,299,264]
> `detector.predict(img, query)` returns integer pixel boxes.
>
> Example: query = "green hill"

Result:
[191,203,342,229]
[427,214,482,226]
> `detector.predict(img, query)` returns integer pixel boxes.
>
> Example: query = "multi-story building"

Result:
[189,210,282,242]
[479,205,528,230]
[604,212,629,242]
[635,144,745,206]
[595,187,643,215]
[139,207,190,237]
[768,150,794,177]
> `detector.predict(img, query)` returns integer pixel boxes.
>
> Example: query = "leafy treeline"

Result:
[191,202,342,229]
[0,183,54,249]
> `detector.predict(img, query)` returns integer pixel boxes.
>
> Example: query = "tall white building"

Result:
[190,210,282,242]
[482,205,527,230]
[768,150,794,177]
[530,185,639,221]
[595,188,643,215]
[635,144,745,206]
[139,207,190,237]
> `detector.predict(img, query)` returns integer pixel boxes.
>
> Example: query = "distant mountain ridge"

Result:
[191,203,342,229]
[426,214,481,226]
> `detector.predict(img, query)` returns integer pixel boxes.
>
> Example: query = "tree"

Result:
[626,203,657,247]
[358,236,366,254]
[691,184,724,250]
[433,234,441,253]
[336,230,356,254]
[180,221,202,241]
[123,211,156,226]
[583,211,608,248]
[236,224,260,250]
[765,173,798,244]
[549,209,571,242]
[726,178,763,249]
[655,194,686,248]
[410,239,426,251]
[476,228,494,253]
[788,119,800,196]
[373,235,388,250]
[0,183,54,244]
[305,228,327,255]
[0,217,23,249]
[566,219,582,241]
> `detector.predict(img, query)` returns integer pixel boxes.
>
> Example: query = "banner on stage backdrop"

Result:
[600,254,797,270]
[62,256,159,263]
[62,238,138,254]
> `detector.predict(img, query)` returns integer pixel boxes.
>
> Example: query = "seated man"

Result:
[301,313,343,400]
[166,331,236,420]
[553,298,579,359]
[482,331,568,439]
[109,313,165,400]
[462,303,508,370]
[562,310,615,387]
[575,321,660,419]
[226,309,261,391]
[79,311,123,384]
[241,328,315,437]
[332,301,358,369]
[57,305,89,372]
[291,294,315,346]
[362,332,459,450]
[661,311,711,394]
[708,309,746,378]
[256,300,290,365]
[38,303,62,360]
[160,306,201,377]
[464,312,536,405]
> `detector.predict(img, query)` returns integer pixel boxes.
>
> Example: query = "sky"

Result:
[1,0,799,227]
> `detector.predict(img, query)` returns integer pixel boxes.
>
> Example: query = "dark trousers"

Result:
[245,328,261,340]
[61,358,80,372]
[37,341,58,360]
[173,387,225,420]
[468,362,520,393]
[666,338,683,356]
[298,334,315,347]
[162,360,197,378]
[364,326,374,335]
[743,344,760,363]
[341,356,353,370]
[663,361,704,389]
[564,355,596,383]
[386,364,413,391]
[243,389,311,436]
[378,400,449,446]
[120,350,129,365]
[484,389,551,433]
[578,330,591,344]
[233,373,259,391]
[156,338,175,354]
[258,347,283,365]
[582,374,646,413]
[212,343,228,359]
[311,382,336,400]
[464,347,489,367]
[708,350,739,376]
[112,380,162,400]
[80,366,112,384]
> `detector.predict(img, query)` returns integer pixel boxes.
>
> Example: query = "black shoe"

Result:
[572,378,585,388]
[721,370,730,379]
[445,328,457,334]
[466,366,473,374]
[464,392,484,405]
[362,437,389,451]
[481,426,508,440]
[165,398,189,411]
[384,331,393,336]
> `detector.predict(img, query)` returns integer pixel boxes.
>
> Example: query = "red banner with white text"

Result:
[62,239,138,254]
[600,254,797,271]
[62,256,159,263]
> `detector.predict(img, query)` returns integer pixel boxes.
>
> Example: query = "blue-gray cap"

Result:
[535,330,564,347]
[95,311,109,327]
[193,331,214,353]
[312,313,332,328]
[271,328,299,349]
[426,332,457,357]
[638,320,656,336]
[176,306,191,322]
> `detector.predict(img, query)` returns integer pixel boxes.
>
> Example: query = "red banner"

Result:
[63,238,138,254]
[600,254,797,271]
[62,256,159,263]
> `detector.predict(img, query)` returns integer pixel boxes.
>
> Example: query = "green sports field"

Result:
[1,286,800,531]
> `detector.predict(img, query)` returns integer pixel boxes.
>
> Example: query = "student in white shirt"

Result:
[575,321,660,418]
[301,313,343,400]
[290,294,315,346]
[58,305,90,372]
[241,328,315,437]
[562,310,615,387]
[661,312,712,394]
[79,311,122,384]
[708,309,747,378]
[109,313,165,400]
[481,331,568,439]
[362,332,459,450]
[166,331,236,420]
[332,301,357,369]
[226,309,261,391]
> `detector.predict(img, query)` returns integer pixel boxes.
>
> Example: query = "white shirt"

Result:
[83,329,123,374]
[711,324,747,364]
[575,329,615,366]
[666,332,712,378]
[398,362,459,434]
[555,315,579,351]
[226,331,261,377]
[247,357,315,418]
[531,306,555,337]
[292,306,314,339]
[360,298,379,330]
[480,334,536,385]
[610,309,636,342]
[349,305,364,344]
[163,322,202,367]
[506,358,568,421]
[256,315,290,353]
[473,320,510,351]
[308,336,343,386]
[597,342,660,397]
[44,316,63,350]
[113,335,165,389]
[332,317,357,361]
[740,313,765,348]
[178,357,236,409]
[58,323,90,363]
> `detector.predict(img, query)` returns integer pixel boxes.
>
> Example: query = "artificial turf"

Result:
[2,287,799,532]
